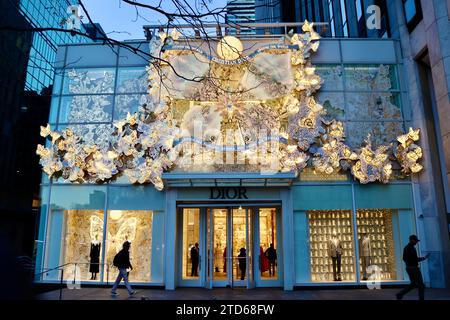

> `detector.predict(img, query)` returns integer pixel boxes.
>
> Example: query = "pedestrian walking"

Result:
[396,235,429,300]
[111,241,137,297]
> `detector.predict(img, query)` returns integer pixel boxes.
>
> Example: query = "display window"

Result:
[293,184,417,284]
[105,210,153,283]
[45,209,105,282]
[356,209,396,281]
[308,210,356,282]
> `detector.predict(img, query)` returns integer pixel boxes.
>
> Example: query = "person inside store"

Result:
[111,241,137,296]
[190,242,200,277]
[238,248,246,280]
[223,246,227,273]
[396,234,429,300]
[264,243,277,277]
[260,246,269,276]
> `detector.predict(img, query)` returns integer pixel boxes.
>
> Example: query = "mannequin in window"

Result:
[89,236,101,280]
[328,231,343,281]
[359,233,372,280]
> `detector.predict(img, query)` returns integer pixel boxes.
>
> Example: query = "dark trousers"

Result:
[331,255,342,280]
[361,256,371,280]
[239,267,246,280]
[191,260,199,277]
[397,267,425,300]
[268,260,276,276]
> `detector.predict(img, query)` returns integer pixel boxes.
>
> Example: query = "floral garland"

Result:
[37,21,423,190]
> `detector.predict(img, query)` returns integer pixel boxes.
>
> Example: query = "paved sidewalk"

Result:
[36,287,450,300]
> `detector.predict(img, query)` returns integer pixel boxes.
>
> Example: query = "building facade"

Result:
[226,0,256,34]
[34,10,449,289]
[256,0,391,37]
[0,0,99,257]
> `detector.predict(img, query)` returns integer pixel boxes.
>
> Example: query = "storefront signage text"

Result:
[209,187,248,199]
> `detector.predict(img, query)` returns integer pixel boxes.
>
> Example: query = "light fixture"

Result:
[239,206,242,210]
[109,210,123,220]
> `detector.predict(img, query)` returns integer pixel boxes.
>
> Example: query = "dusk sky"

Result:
[82,0,227,40]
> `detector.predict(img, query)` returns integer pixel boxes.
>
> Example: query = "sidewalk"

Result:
[36,287,450,300]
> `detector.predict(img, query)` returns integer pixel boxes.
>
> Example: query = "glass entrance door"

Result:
[179,206,281,288]
[254,208,282,287]
[206,207,254,288]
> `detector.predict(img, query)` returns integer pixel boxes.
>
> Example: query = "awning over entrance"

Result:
[162,172,297,188]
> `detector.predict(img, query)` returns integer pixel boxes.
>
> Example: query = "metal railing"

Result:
[143,22,329,40]
[34,262,111,300]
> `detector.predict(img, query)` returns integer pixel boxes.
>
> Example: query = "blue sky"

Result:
[82,0,227,40]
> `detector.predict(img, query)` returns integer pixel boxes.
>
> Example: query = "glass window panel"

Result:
[49,96,60,124]
[403,0,417,23]
[308,210,356,282]
[355,184,416,281]
[356,209,397,281]
[182,208,200,280]
[116,67,148,93]
[44,209,105,282]
[43,186,106,281]
[346,92,402,120]
[232,208,248,281]
[259,208,278,280]
[345,65,399,91]
[316,92,345,121]
[52,71,63,95]
[316,64,344,91]
[57,124,113,150]
[59,95,113,123]
[105,210,153,283]
[345,121,404,148]
[114,94,148,120]
[212,209,228,281]
[62,68,115,95]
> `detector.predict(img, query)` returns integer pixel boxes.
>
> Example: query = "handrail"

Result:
[35,262,111,300]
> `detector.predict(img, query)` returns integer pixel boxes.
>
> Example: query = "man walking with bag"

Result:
[111,241,137,297]
[396,235,429,300]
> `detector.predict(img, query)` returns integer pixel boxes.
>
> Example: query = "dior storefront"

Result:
[35,24,449,290]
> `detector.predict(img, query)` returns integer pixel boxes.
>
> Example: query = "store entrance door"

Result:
[178,206,281,288]
[205,207,254,288]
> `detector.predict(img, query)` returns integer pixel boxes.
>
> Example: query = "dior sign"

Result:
[209,187,248,200]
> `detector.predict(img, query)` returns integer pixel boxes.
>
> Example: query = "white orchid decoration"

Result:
[37,21,423,190]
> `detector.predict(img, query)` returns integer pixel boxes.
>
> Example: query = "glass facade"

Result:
[36,38,423,289]
[11,0,92,92]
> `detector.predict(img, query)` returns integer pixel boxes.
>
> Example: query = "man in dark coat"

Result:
[111,241,137,296]
[265,243,277,276]
[191,243,199,277]
[396,235,429,300]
